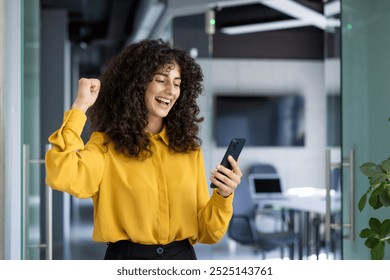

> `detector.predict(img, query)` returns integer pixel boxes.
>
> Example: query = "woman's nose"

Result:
[164,81,175,94]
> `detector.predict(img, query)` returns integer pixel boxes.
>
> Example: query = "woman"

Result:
[45,39,242,260]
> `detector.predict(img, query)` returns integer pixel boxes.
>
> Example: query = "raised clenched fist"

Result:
[71,78,101,113]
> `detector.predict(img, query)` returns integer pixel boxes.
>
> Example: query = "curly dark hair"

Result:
[87,39,204,159]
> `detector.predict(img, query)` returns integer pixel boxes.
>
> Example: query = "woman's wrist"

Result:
[217,190,232,198]
[71,101,89,113]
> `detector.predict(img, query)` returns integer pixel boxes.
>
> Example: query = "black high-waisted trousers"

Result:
[104,239,197,260]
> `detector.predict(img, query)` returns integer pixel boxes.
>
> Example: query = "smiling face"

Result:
[144,62,181,134]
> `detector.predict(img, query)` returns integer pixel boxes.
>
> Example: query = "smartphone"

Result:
[210,138,246,188]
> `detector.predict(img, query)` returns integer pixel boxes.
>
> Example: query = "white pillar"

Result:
[3,0,22,260]
[0,0,5,260]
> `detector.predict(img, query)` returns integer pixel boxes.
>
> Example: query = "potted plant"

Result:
[358,156,390,260]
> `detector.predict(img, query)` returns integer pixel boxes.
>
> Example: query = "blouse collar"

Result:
[149,125,169,146]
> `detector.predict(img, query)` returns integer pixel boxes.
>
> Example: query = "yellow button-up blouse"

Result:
[45,109,233,245]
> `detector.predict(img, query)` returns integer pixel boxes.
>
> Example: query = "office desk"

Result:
[255,188,341,259]
[260,194,341,214]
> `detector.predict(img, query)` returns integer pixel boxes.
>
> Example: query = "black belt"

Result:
[106,239,191,258]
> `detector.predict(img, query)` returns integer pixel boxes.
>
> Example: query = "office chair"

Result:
[247,163,285,223]
[248,163,277,175]
[228,175,298,259]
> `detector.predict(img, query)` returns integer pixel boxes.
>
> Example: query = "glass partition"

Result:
[324,0,342,260]
[341,0,390,260]
[22,0,52,260]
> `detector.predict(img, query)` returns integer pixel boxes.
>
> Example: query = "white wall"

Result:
[198,58,330,190]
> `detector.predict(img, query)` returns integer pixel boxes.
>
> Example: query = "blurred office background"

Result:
[0,0,389,260]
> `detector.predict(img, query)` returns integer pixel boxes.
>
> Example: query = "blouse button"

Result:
[156,247,164,254]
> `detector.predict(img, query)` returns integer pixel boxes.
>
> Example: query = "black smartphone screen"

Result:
[210,138,246,188]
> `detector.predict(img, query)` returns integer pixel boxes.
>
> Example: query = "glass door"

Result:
[21,0,52,260]
[323,0,342,260]
[341,0,390,259]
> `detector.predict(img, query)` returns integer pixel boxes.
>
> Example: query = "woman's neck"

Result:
[146,118,164,135]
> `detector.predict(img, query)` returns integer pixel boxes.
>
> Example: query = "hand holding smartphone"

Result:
[210,138,246,188]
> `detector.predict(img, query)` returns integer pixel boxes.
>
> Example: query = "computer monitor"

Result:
[248,173,285,199]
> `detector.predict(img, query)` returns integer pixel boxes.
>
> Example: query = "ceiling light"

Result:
[221,19,311,35]
[221,0,340,35]
[324,0,341,17]
[259,0,326,29]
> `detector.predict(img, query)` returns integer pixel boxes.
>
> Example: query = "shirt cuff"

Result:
[210,189,234,208]
[63,109,87,136]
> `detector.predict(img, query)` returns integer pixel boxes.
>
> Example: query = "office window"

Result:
[214,95,305,147]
